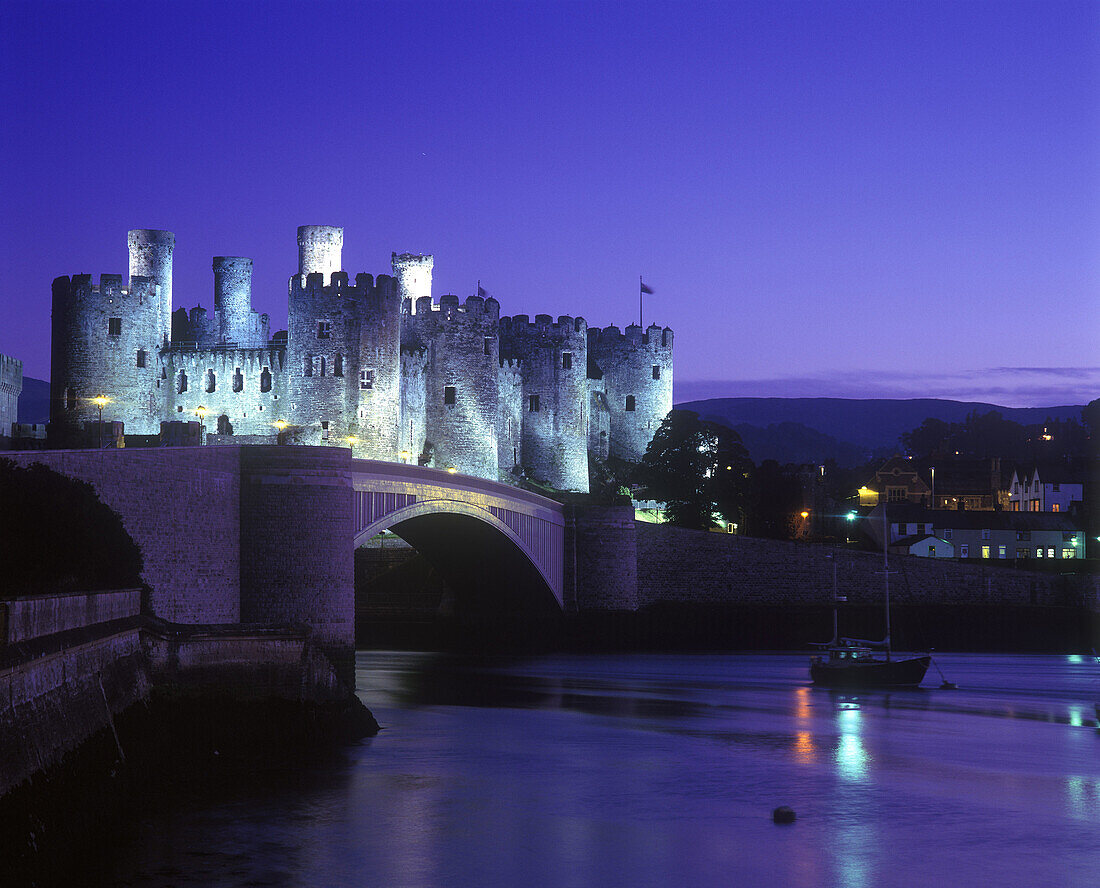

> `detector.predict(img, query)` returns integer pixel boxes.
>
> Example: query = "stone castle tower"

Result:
[48,226,674,492]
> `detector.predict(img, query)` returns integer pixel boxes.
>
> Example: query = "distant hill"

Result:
[677,397,1085,467]
[17,376,49,424]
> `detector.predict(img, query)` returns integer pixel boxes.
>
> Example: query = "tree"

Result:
[0,459,143,596]
[634,410,752,530]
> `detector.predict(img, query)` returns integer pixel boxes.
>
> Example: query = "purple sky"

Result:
[1,0,1097,407]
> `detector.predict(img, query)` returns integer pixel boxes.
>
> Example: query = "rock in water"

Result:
[772,805,796,824]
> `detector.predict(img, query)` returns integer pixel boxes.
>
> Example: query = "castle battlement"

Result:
[392,252,433,270]
[412,294,501,321]
[162,345,285,369]
[55,273,159,298]
[590,323,673,350]
[500,314,587,340]
[289,271,399,303]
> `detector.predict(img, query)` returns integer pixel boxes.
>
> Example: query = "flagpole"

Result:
[639,275,643,327]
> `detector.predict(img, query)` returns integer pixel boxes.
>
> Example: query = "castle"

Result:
[49,227,673,492]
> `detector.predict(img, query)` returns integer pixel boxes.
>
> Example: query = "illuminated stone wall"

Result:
[499,314,589,491]
[47,226,674,492]
[0,352,22,441]
[588,323,674,462]
[406,294,501,477]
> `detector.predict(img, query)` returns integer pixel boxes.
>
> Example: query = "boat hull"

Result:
[810,654,931,689]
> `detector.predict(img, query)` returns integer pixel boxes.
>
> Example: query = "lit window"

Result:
[360,369,374,390]
[928,545,935,557]
[562,353,572,370]
[1035,547,1043,558]
[998,546,1006,559]
[981,546,990,559]
[625,395,636,411]
[444,386,456,405]
[317,321,331,339]
[1051,503,1060,512]
[1016,548,1028,559]
[108,317,122,336]
[652,365,660,380]
[1047,547,1055,558]
[529,394,540,412]
[1062,548,1075,559]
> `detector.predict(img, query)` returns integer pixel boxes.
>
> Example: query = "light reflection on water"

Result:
[97,652,1100,888]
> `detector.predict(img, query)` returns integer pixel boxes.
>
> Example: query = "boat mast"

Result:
[883,506,891,659]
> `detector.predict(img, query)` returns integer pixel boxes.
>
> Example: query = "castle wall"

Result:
[500,314,589,492]
[497,359,523,479]
[161,346,287,436]
[408,294,500,477]
[50,274,163,438]
[589,323,673,462]
[0,353,22,442]
[399,349,428,463]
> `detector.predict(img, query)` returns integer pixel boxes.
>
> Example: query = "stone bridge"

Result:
[2,446,623,684]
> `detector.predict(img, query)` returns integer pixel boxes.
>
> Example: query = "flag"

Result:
[477,282,487,297]
[640,281,654,295]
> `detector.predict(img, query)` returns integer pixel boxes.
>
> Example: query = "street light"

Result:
[92,395,109,449]
[194,406,208,445]
[447,466,457,474]
[399,450,410,463]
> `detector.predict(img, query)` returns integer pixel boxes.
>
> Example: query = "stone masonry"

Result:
[49,227,674,491]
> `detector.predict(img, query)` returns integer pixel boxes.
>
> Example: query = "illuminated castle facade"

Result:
[50,227,673,492]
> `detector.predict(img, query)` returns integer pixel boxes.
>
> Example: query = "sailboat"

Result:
[810,508,930,688]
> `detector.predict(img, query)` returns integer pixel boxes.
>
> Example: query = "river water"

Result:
[100,651,1100,887]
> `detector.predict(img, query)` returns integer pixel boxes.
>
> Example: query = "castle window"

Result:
[108,317,122,336]
[317,320,331,339]
[484,337,493,357]
[177,370,188,394]
[205,370,216,393]
[260,368,272,392]
[321,420,329,440]
[529,395,540,412]
[334,354,343,377]
[652,365,660,380]
[136,349,147,368]
[444,386,456,405]
[625,395,636,411]
[360,369,374,390]
[217,414,231,435]
[65,388,76,411]
[304,356,313,377]
[562,353,572,370]
[233,369,244,392]
[320,357,327,377]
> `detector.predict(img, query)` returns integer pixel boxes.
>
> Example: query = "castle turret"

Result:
[392,252,434,314]
[499,313,589,491]
[406,294,500,477]
[213,256,253,345]
[297,225,343,285]
[588,322,673,462]
[128,229,174,347]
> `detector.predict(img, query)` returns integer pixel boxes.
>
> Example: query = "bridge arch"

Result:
[353,498,562,608]
[350,460,568,622]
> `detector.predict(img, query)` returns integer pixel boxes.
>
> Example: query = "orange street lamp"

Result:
[92,395,109,449]
[194,406,208,445]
